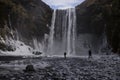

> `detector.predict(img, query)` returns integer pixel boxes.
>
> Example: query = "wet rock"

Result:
[32,51,42,55]
[23,65,35,72]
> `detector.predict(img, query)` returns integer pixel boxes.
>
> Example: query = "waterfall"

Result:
[33,38,43,52]
[67,8,76,55]
[67,9,72,55]
[47,8,76,56]
[47,10,56,55]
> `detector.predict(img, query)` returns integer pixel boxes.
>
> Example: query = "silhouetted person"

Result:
[64,52,67,59]
[88,50,92,58]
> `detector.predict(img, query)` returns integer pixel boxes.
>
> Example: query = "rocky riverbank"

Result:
[0,55,119,80]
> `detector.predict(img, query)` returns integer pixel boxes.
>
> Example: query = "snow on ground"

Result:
[0,38,35,56]
[0,37,46,57]
[2,41,33,56]
[0,55,120,80]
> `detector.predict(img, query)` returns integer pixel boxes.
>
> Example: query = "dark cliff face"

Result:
[102,0,120,53]
[13,0,52,41]
[76,0,105,35]
[0,0,52,41]
[76,0,120,54]
[0,0,52,51]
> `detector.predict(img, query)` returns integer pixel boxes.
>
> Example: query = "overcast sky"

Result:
[42,0,85,9]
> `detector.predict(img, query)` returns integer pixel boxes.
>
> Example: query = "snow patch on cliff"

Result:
[0,38,34,56]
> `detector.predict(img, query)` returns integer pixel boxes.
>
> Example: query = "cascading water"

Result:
[67,8,76,55]
[46,8,106,56]
[47,10,56,55]
[47,8,76,56]
[33,38,43,52]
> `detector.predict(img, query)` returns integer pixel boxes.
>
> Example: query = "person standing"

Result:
[64,52,67,59]
[88,50,92,58]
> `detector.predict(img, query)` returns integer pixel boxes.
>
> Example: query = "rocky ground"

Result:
[0,55,120,80]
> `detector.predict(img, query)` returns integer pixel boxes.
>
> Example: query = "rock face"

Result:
[12,0,52,40]
[76,0,105,35]
[0,0,52,39]
[0,0,52,51]
[76,0,120,54]
[24,65,35,72]
[102,0,120,53]
[76,0,106,54]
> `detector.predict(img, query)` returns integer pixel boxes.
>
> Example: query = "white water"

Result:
[47,10,56,55]
[67,9,72,55]
[67,8,76,55]
[33,38,43,52]
[47,8,77,56]
[1,37,34,56]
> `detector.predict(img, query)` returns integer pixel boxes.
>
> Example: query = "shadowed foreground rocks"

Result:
[0,55,120,80]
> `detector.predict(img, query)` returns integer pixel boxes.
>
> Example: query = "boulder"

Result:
[24,65,35,72]
[32,51,42,55]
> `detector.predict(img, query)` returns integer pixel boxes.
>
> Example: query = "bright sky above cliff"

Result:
[42,0,85,9]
